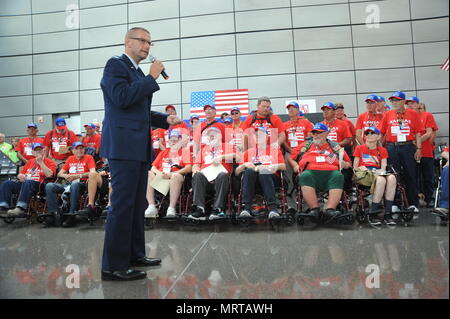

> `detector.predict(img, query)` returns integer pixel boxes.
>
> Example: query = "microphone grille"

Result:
[148,55,156,62]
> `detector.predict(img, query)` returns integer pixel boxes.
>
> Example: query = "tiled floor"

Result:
[0,210,448,299]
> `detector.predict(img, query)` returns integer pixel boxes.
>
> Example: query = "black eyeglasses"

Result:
[365,132,377,136]
[231,112,240,115]
[130,37,154,46]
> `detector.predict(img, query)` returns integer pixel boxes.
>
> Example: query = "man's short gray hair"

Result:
[257,96,271,106]
[0,133,5,138]
[125,27,150,42]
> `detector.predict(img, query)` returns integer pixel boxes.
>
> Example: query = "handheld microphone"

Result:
[148,55,169,80]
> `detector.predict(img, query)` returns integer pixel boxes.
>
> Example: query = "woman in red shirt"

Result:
[353,127,396,226]
[145,131,191,218]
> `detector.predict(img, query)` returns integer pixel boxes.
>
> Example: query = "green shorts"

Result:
[299,170,344,192]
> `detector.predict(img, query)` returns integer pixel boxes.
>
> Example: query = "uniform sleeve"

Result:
[151,150,164,170]
[426,113,439,131]
[240,116,252,131]
[342,122,352,139]
[69,131,77,146]
[20,161,32,174]
[377,113,387,135]
[62,158,71,171]
[305,120,314,135]
[17,139,25,155]
[277,149,284,164]
[412,112,425,135]
[355,114,364,130]
[271,115,284,131]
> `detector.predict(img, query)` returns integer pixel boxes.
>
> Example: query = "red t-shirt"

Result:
[151,148,191,173]
[224,126,244,152]
[418,112,438,158]
[17,136,44,161]
[43,129,77,160]
[444,146,449,153]
[194,120,226,145]
[339,117,356,137]
[241,113,285,137]
[320,119,352,143]
[353,144,388,169]
[291,142,351,171]
[378,109,424,143]
[82,134,101,151]
[151,128,166,157]
[241,147,284,166]
[20,158,56,182]
[355,112,383,131]
[283,117,314,148]
[62,155,96,180]
[195,143,233,173]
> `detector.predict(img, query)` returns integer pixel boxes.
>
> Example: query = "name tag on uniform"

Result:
[397,134,406,142]
[52,142,60,152]
[153,141,159,149]
[391,126,400,135]
[25,147,32,156]
[316,156,326,163]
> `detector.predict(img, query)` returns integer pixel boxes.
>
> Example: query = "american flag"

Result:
[190,89,249,119]
[441,57,449,71]
[326,151,337,164]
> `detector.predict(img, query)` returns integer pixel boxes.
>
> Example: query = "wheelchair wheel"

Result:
[2,216,15,224]
[401,211,413,222]
[36,215,45,223]
[296,216,305,226]
[285,208,296,226]
[238,217,251,228]
[356,209,366,224]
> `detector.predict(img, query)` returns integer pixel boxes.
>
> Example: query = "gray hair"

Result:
[0,133,5,138]
[125,27,150,42]
[257,96,271,106]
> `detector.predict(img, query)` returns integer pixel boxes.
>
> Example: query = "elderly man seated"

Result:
[236,126,286,220]
[288,122,352,224]
[189,127,235,221]
[44,142,96,227]
[0,143,56,218]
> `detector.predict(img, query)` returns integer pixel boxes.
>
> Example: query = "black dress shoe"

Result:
[130,256,161,267]
[62,215,76,228]
[101,269,147,281]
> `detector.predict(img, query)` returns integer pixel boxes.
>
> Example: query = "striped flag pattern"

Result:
[441,57,449,71]
[190,89,249,120]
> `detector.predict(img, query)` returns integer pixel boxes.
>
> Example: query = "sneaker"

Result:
[391,205,400,220]
[408,205,419,219]
[144,204,158,218]
[7,207,26,218]
[268,210,280,219]
[166,207,177,218]
[368,214,382,226]
[384,214,396,226]
[323,209,341,224]
[239,210,251,218]
[432,207,449,217]
[188,206,206,220]
[209,209,226,220]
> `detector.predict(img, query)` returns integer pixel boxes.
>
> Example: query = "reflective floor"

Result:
[0,209,448,299]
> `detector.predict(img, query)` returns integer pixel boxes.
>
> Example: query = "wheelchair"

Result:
[235,169,295,231]
[294,170,355,229]
[1,177,55,225]
[430,145,448,225]
[145,173,192,229]
[181,172,237,228]
[354,167,414,228]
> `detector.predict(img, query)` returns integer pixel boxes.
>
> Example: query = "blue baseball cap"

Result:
[71,141,85,149]
[230,107,241,113]
[311,122,329,133]
[321,102,336,110]
[365,95,380,103]
[378,96,385,102]
[84,123,96,129]
[55,117,66,127]
[205,126,221,135]
[27,123,38,129]
[203,104,216,111]
[32,142,44,150]
[168,130,182,139]
[389,91,406,100]
[190,114,199,121]
[365,127,381,135]
[406,96,420,103]
[286,101,300,109]
[223,117,232,124]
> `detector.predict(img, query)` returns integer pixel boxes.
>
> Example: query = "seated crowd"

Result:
[0,91,448,228]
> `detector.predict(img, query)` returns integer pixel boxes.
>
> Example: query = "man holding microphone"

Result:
[100,27,181,281]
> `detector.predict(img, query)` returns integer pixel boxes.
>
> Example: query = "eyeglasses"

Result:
[130,37,154,46]
[311,131,323,135]
[231,112,240,115]
[365,132,377,136]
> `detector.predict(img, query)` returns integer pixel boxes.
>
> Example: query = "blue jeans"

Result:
[387,143,419,207]
[440,166,449,209]
[241,168,279,211]
[0,180,40,209]
[45,181,86,214]
[418,157,435,202]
